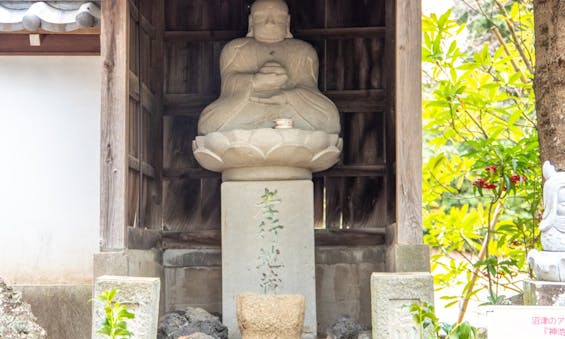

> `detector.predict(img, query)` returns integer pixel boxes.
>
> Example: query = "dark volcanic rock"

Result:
[0,277,47,339]
[326,315,363,339]
[158,307,228,339]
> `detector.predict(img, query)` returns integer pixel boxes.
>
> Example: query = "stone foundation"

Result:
[15,284,91,339]
[524,279,565,306]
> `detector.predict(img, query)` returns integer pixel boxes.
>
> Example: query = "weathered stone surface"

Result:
[371,273,434,339]
[93,249,162,278]
[326,315,363,339]
[315,246,384,336]
[92,275,160,339]
[222,181,317,338]
[163,249,222,268]
[164,266,222,314]
[524,279,565,306]
[0,278,47,339]
[180,333,215,339]
[357,331,372,339]
[386,244,430,272]
[161,247,385,336]
[236,293,305,339]
[158,307,228,339]
[16,284,91,339]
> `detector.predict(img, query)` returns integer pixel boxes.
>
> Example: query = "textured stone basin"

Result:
[192,128,342,181]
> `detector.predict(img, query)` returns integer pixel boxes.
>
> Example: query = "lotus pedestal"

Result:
[192,129,342,339]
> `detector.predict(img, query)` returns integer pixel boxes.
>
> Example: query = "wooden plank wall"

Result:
[126,0,164,246]
[161,0,394,242]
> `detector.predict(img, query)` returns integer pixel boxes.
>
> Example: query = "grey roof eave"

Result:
[0,1,100,33]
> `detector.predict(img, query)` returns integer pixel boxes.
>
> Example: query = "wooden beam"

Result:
[162,165,385,180]
[0,33,99,55]
[100,0,129,251]
[128,155,156,179]
[158,228,386,249]
[314,164,386,177]
[315,229,386,246]
[163,27,386,42]
[127,227,161,250]
[5,28,100,35]
[160,230,221,249]
[295,27,386,39]
[163,90,385,116]
[393,0,422,245]
[326,89,386,113]
[164,30,243,41]
[163,167,220,179]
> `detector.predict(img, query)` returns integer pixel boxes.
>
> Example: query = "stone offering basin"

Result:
[192,128,342,181]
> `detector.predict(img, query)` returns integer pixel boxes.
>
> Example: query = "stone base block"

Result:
[386,244,430,272]
[524,279,565,306]
[93,249,164,314]
[371,272,434,339]
[92,275,160,339]
[163,249,222,314]
[16,284,92,339]
[316,246,385,334]
[222,180,316,338]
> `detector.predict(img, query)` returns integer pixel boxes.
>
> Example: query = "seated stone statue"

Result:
[197,0,340,135]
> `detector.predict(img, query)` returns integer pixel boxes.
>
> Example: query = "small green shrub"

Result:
[406,302,477,339]
[95,288,135,339]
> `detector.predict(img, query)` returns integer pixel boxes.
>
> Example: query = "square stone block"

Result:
[371,272,434,339]
[524,279,565,306]
[92,275,160,339]
[222,180,316,338]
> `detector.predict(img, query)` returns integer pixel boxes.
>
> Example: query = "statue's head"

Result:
[247,0,293,43]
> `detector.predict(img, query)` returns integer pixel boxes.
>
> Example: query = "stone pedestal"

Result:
[92,275,160,339]
[222,180,316,338]
[370,272,434,339]
[524,279,565,306]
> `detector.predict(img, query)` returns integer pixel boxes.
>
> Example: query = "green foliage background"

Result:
[422,0,541,321]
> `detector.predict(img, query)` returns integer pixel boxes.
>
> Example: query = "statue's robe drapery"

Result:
[198,38,340,135]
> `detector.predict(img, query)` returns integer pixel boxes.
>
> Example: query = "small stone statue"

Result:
[197,0,340,135]
[539,161,565,251]
[528,161,565,281]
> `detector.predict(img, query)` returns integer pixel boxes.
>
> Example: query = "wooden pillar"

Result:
[386,0,429,272]
[100,0,129,251]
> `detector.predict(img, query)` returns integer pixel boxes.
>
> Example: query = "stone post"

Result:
[92,275,160,339]
[221,180,317,338]
[370,272,434,339]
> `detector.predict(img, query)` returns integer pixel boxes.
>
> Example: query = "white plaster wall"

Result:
[0,56,101,284]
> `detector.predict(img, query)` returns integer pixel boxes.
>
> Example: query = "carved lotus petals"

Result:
[193,128,342,180]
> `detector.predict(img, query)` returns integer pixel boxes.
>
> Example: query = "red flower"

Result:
[485,165,497,173]
[484,183,497,190]
[510,174,527,184]
[473,178,486,187]
[473,178,496,190]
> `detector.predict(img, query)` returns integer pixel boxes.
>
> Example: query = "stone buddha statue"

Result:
[197,0,340,135]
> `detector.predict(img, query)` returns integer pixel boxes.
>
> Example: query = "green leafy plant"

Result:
[422,0,541,323]
[256,188,285,294]
[405,302,477,339]
[95,288,135,339]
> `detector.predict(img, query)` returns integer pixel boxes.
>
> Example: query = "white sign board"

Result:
[486,306,565,338]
